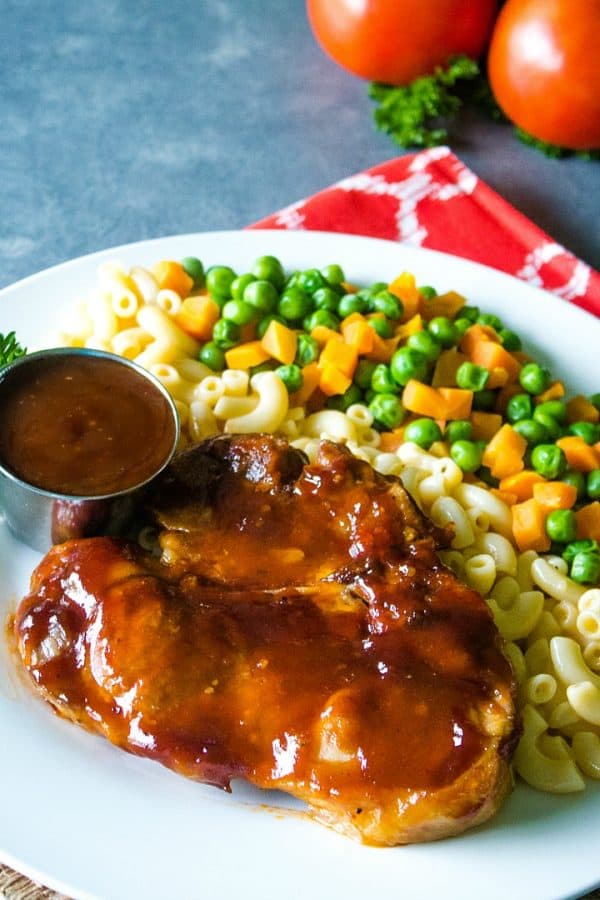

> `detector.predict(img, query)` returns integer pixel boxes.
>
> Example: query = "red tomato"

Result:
[488,0,600,149]
[306,0,499,85]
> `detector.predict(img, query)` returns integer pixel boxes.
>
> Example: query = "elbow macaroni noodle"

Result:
[52,259,600,794]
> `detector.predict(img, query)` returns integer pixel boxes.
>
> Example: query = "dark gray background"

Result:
[1,0,599,291]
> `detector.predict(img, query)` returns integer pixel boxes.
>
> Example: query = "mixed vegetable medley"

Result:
[2,252,599,588]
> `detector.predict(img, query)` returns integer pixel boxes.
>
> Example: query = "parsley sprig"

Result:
[369,55,480,149]
[0,331,27,367]
[369,54,600,159]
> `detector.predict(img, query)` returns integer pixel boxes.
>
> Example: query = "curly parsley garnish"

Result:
[369,55,481,149]
[0,331,27,367]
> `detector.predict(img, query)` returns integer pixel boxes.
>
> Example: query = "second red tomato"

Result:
[306,0,499,85]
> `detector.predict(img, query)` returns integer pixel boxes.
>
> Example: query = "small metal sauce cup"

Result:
[0,347,180,553]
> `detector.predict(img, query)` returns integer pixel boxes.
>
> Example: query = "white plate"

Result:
[1,231,599,900]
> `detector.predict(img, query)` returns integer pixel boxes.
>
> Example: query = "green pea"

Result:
[545,509,578,543]
[321,263,345,286]
[418,285,437,300]
[587,469,600,500]
[506,393,534,423]
[367,316,394,338]
[371,290,404,320]
[243,279,279,314]
[303,309,340,333]
[256,315,286,339]
[221,299,256,326]
[570,551,600,585]
[445,420,473,443]
[198,341,225,371]
[531,443,567,479]
[562,470,587,501]
[368,393,405,430]
[455,361,490,391]
[313,287,340,312]
[477,312,503,331]
[535,399,567,424]
[181,256,205,288]
[337,293,368,318]
[406,330,441,362]
[519,362,552,395]
[450,439,484,473]
[453,317,471,337]
[285,271,300,289]
[326,384,363,412]
[212,318,241,349]
[278,287,312,321]
[275,363,303,393]
[532,409,562,441]
[251,255,285,290]
[390,347,429,386]
[295,333,320,367]
[472,389,497,411]
[428,316,458,348]
[569,421,600,444]
[563,539,599,564]
[230,273,257,301]
[206,265,236,302]
[513,419,550,447]
[403,418,442,449]
[353,358,378,390]
[460,305,480,323]
[371,364,399,394]
[362,281,388,300]
[297,268,327,295]
[498,328,522,352]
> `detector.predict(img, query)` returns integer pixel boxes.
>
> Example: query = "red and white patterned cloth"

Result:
[250,146,600,319]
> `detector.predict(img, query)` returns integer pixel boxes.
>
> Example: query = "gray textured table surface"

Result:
[1,2,599,899]
[1,0,599,292]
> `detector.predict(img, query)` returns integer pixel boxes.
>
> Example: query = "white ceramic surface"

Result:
[1,231,599,900]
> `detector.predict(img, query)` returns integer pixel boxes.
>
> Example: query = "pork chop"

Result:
[14,435,518,845]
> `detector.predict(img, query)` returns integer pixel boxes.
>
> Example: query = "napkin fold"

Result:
[250,146,600,319]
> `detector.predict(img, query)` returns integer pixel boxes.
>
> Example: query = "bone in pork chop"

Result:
[14,435,518,845]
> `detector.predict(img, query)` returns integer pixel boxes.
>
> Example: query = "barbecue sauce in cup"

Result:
[0,348,179,550]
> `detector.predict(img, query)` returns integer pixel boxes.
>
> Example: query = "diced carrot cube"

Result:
[388,272,421,321]
[470,411,503,442]
[437,387,473,420]
[341,317,375,355]
[459,324,499,356]
[533,480,578,512]
[470,340,521,383]
[402,380,446,419]
[566,395,600,424]
[152,260,194,298]
[175,295,220,340]
[575,502,600,542]
[556,436,600,472]
[512,499,552,552]
[224,341,270,370]
[260,320,298,365]
[499,470,546,502]
[482,424,527,479]
[319,338,358,379]
[318,363,352,397]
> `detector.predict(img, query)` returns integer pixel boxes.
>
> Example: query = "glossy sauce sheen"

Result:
[15,437,518,844]
[0,355,175,495]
